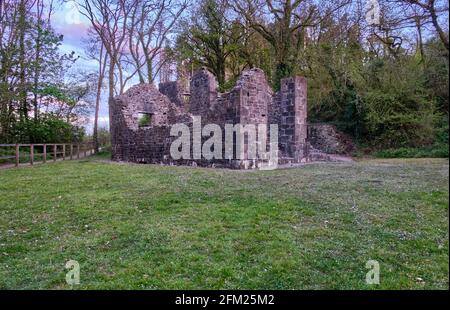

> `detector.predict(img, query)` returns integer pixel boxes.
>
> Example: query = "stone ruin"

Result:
[111,68,353,169]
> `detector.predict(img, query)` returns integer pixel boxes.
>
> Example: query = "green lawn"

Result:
[0,155,448,289]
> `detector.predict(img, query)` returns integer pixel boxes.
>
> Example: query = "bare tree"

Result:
[127,0,187,84]
[78,0,132,99]
[404,0,448,50]
[380,0,449,51]
[32,0,55,121]
[0,0,24,139]
[83,27,108,153]
[78,0,136,147]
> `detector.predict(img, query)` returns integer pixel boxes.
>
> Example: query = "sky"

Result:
[50,1,110,133]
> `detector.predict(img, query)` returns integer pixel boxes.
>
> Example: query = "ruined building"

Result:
[111,68,352,169]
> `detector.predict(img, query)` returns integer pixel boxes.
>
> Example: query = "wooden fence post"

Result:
[30,144,34,165]
[15,144,19,167]
[2,142,86,168]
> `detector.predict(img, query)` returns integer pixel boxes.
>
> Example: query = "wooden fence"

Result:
[0,143,95,168]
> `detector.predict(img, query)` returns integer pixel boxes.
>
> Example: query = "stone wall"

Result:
[111,68,313,169]
[189,68,218,117]
[275,76,308,163]
[159,81,189,111]
[234,68,271,126]
[111,83,191,163]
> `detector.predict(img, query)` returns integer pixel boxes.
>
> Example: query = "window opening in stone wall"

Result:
[138,112,152,127]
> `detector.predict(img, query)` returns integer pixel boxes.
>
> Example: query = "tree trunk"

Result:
[93,45,107,153]
[107,53,116,156]
[33,16,41,122]
[416,17,425,63]
[429,3,449,51]
[18,0,28,126]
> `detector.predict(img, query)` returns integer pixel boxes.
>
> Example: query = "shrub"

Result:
[363,90,437,149]
[375,144,449,158]
[12,115,85,143]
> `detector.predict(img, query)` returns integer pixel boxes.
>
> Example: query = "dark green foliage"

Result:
[375,144,448,158]
[374,116,448,158]
[307,33,447,153]
[96,127,111,148]
[221,77,239,92]
[274,62,294,91]
[363,91,437,148]
[361,56,441,149]
[138,113,152,128]
[423,38,449,114]
[175,0,242,91]
[12,115,85,143]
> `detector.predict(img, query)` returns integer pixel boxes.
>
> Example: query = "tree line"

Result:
[1,0,448,155]
[0,0,97,145]
[174,0,448,153]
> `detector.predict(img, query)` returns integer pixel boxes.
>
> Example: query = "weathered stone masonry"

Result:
[111,68,350,169]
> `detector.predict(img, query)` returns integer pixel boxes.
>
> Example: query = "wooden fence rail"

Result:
[0,143,95,168]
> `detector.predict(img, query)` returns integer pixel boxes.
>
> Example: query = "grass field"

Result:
[0,155,448,289]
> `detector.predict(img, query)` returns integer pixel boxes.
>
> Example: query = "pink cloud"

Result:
[55,22,89,46]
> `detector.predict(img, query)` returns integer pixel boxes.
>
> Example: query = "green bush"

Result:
[371,116,448,158]
[375,143,449,158]
[361,55,439,149]
[12,115,85,143]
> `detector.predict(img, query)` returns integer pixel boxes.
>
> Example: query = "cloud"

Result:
[55,22,89,48]
[83,116,110,134]
[51,2,90,49]
[97,116,110,125]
